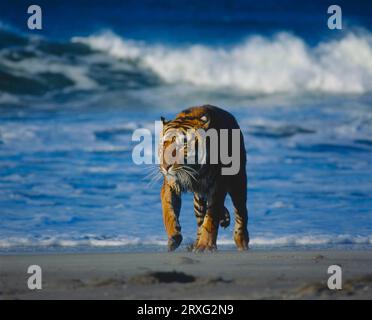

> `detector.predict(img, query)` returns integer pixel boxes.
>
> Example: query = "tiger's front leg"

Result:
[193,189,226,252]
[188,193,207,251]
[161,181,182,251]
[193,213,219,252]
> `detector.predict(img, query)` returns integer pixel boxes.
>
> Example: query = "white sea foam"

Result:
[72,31,372,94]
[0,236,166,248]
[1,234,371,249]
[1,56,97,91]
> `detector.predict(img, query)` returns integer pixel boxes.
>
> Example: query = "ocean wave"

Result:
[1,26,372,103]
[0,27,159,103]
[73,30,372,94]
[1,234,372,249]
[0,235,166,248]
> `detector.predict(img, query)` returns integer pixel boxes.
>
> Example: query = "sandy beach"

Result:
[1,249,372,300]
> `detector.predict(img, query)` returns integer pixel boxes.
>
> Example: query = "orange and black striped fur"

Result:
[159,105,249,251]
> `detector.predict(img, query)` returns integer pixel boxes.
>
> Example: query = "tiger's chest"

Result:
[184,167,219,196]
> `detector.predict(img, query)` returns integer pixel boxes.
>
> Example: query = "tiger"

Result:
[159,105,249,252]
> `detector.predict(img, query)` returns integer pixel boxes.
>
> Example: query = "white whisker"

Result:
[143,165,163,187]
[182,168,197,182]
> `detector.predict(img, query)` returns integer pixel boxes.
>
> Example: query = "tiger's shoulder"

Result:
[175,105,240,129]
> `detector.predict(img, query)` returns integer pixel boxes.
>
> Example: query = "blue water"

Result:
[0,0,372,252]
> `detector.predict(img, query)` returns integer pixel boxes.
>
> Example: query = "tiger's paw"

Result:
[193,242,217,252]
[234,229,249,251]
[192,229,217,252]
[219,207,230,228]
[168,234,183,251]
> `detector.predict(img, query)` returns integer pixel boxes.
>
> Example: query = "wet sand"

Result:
[1,250,372,299]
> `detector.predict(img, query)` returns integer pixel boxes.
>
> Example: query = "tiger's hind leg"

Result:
[229,173,249,250]
[219,206,230,228]
[161,181,182,251]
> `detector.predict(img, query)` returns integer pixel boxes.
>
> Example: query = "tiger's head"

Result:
[159,107,211,192]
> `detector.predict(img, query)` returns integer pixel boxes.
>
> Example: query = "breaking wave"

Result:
[73,30,372,94]
[1,24,372,107]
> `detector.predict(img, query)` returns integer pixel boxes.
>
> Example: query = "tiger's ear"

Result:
[160,116,167,124]
[200,114,210,127]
